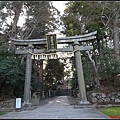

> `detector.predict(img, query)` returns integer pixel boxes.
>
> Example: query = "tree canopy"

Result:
[0,1,120,100]
[61,1,120,91]
[0,1,62,99]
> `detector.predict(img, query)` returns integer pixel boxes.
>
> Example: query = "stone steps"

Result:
[55,89,71,96]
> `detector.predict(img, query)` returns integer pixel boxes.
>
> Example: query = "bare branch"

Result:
[86,50,98,73]
[20,4,51,39]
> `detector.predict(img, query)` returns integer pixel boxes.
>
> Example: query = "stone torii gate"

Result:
[11,31,97,108]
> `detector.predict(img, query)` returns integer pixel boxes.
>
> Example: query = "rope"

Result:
[27,50,75,56]
[27,50,75,60]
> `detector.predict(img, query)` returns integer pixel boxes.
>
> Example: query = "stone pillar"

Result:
[73,40,90,104]
[23,44,34,108]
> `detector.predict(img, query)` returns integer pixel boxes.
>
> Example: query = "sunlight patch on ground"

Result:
[56,100,60,103]
[48,101,53,103]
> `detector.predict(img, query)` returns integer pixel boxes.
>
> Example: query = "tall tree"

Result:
[61,1,120,90]
[0,1,60,43]
[100,1,120,61]
[61,1,104,89]
[0,44,26,99]
[43,59,65,91]
[0,1,61,99]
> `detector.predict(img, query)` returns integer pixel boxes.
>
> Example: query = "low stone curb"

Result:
[21,106,37,111]
[0,108,15,112]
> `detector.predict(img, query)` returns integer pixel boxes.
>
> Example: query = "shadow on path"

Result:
[67,96,77,105]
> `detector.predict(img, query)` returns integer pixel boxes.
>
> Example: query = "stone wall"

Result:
[88,92,120,104]
[0,99,15,108]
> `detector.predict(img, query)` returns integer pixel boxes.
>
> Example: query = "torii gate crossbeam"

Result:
[10,31,97,45]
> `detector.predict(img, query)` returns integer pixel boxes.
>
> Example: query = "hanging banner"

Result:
[46,34,57,52]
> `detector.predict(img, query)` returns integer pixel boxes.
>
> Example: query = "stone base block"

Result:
[74,104,93,108]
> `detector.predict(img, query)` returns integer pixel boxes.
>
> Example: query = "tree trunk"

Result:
[113,13,120,61]
[94,73,100,89]
[38,60,43,82]
[11,3,22,38]
[86,51,101,89]
[10,2,22,51]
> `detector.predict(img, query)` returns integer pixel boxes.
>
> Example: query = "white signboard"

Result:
[16,98,21,108]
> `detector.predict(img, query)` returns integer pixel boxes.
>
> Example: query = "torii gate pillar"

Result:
[23,44,34,108]
[73,40,90,104]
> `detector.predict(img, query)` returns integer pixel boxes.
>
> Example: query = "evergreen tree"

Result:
[61,1,120,90]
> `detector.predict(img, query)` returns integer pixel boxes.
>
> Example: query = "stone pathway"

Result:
[0,96,110,119]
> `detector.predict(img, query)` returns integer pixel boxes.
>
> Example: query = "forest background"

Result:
[0,1,120,101]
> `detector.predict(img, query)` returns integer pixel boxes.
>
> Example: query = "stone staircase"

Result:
[55,89,71,96]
